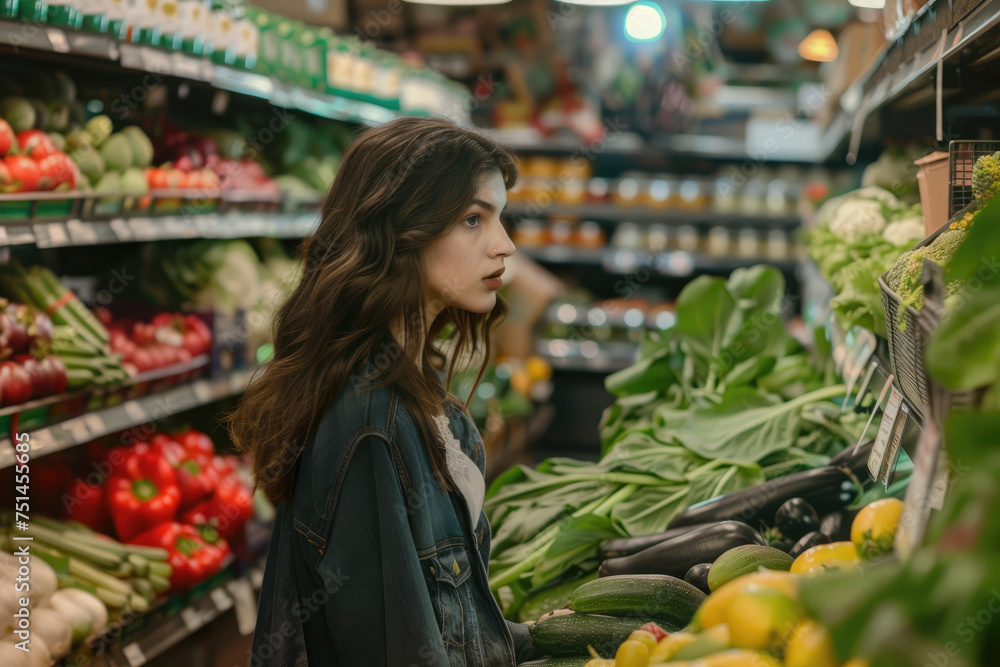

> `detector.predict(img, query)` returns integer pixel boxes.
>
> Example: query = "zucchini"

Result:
[684,563,712,595]
[706,545,793,591]
[520,659,591,667]
[668,444,870,529]
[518,572,598,623]
[599,521,765,579]
[567,575,705,631]
[529,612,650,657]
[599,523,709,560]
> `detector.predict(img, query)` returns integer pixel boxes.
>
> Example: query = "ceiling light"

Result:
[404,0,510,5]
[625,1,667,43]
[556,0,633,5]
[798,29,839,62]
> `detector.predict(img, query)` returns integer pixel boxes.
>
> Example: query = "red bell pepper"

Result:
[174,428,215,459]
[63,477,114,534]
[180,476,254,541]
[152,437,218,510]
[107,443,181,541]
[149,313,212,357]
[129,522,230,592]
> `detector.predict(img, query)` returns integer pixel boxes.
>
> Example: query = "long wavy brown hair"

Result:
[227,116,518,504]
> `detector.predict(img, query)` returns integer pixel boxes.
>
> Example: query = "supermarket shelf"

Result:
[88,559,266,667]
[0,366,257,468]
[520,245,799,276]
[0,212,319,247]
[504,204,801,228]
[0,20,453,126]
[536,338,637,373]
[543,302,676,332]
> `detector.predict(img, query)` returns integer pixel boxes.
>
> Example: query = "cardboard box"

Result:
[253,0,348,31]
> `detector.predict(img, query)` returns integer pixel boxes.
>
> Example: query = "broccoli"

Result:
[890,227,969,330]
[972,151,1000,207]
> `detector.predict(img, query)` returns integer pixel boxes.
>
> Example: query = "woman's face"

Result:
[423,169,515,317]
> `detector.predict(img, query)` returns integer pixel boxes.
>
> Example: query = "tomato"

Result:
[164,168,184,189]
[0,119,15,156]
[15,130,57,160]
[3,155,40,192]
[148,168,169,190]
[174,155,193,172]
[37,153,79,191]
[0,161,13,193]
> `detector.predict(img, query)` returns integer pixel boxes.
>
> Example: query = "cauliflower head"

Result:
[829,198,887,241]
[882,216,924,246]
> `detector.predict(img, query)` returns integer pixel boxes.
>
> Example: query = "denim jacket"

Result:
[251,371,542,666]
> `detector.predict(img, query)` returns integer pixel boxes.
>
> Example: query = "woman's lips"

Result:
[483,276,503,290]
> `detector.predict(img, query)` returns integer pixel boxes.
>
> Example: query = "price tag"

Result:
[123,401,147,424]
[868,386,903,481]
[0,226,8,246]
[122,641,146,667]
[66,219,99,245]
[128,217,155,240]
[110,218,132,242]
[61,418,92,445]
[227,578,258,636]
[929,442,950,510]
[854,373,893,454]
[172,53,203,79]
[210,587,233,612]
[192,381,213,403]
[7,225,34,245]
[896,421,941,557]
[46,28,70,53]
[878,405,908,488]
[119,44,143,70]
[83,412,107,437]
[180,606,203,632]
[141,47,173,74]
[30,429,56,455]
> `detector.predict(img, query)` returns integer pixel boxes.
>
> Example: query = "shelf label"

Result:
[30,429,56,455]
[227,578,258,636]
[60,418,92,445]
[878,405,908,489]
[181,606,203,632]
[192,381,213,403]
[110,218,132,241]
[896,420,941,557]
[141,47,173,74]
[33,222,69,248]
[128,217,155,240]
[868,385,903,481]
[83,412,107,437]
[210,587,233,612]
[66,219,99,245]
[46,28,70,53]
[122,642,146,667]
[0,226,9,246]
[123,401,148,424]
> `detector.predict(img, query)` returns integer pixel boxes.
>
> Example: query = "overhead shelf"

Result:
[0,211,320,248]
[536,338,637,373]
[0,20,453,126]
[520,245,799,277]
[0,366,256,468]
[504,203,801,228]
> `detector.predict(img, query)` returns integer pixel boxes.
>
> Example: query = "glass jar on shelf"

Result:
[713,175,740,214]
[677,178,709,210]
[765,179,792,217]
[586,178,610,204]
[645,177,673,210]
[548,219,574,245]
[576,221,606,248]
[766,229,790,260]
[707,226,732,257]
[512,219,546,247]
[612,222,643,250]
[675,225,700,252]
[613,176,641,207]
[736,228,761,258]
[646,224,669,254]
[559,178,586,206]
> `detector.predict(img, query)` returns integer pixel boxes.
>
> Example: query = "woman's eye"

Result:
[464,216,481,228]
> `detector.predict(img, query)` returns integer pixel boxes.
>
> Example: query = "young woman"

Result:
[229,116,542,666]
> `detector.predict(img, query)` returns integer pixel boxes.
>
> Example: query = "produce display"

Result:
[517,493,908,666]
[488,265,874,622]
[806,186,924,336]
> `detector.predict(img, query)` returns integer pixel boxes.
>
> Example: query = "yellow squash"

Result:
[851,498,904,559]
[614,639,650,667]
[790,541,861,575]
[699,649,782,666]
[692,570,799,629]
[785,619,837,667]
[648,631,697,663]
[724,587,802,651]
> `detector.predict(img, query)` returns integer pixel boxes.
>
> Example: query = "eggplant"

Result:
[667,442,872,529]
[599,521,766,579]
[599,524,711,560]
[788,531,831,559]
[819,508,857,542]
[684,563,712,595]
[774,498,820,541]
